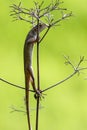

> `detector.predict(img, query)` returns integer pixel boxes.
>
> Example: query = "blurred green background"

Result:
[0,0,87,130]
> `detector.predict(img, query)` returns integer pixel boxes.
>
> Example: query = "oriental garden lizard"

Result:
[24,23,47,130]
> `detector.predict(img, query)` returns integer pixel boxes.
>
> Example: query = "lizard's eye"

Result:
[39,23,42,27]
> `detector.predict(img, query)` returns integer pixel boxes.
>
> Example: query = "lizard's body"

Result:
[24,23,47,130]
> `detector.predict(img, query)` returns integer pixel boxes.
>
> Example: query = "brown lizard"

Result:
[24,23,47,130]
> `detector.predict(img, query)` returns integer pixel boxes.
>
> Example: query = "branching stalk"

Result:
[36,9,40,130]
[1,1,86,130]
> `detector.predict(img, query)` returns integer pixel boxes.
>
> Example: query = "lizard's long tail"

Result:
[25,76,31,130]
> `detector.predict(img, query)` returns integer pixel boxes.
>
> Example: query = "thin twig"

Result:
[39,0,65,18]
[39,27,50,43]
[10,1,72,28]
[0,78,34,92]
[76,56,84,69]
[10,106,26,114]
[50,12,72,27]
[42,66,87,93]
[42,56,87,93]
[42,71,77,92]
[64,55,75,70]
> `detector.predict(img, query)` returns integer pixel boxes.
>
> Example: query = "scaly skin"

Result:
[24,23,47,130]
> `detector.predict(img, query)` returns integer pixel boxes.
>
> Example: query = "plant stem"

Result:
[36,14,40,130]
[37,43,40,90]
[36,96,40,130]
[36,42,40,130]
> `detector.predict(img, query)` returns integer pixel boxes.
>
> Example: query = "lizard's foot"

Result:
[36,89,41,95]
[34,89,44,99]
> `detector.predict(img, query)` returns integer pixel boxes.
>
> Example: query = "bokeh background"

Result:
[0,0,87,130]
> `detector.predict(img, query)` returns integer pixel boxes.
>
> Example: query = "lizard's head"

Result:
[37,23,48,32]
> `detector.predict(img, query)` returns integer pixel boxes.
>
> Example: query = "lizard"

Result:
[24,23,48,130]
